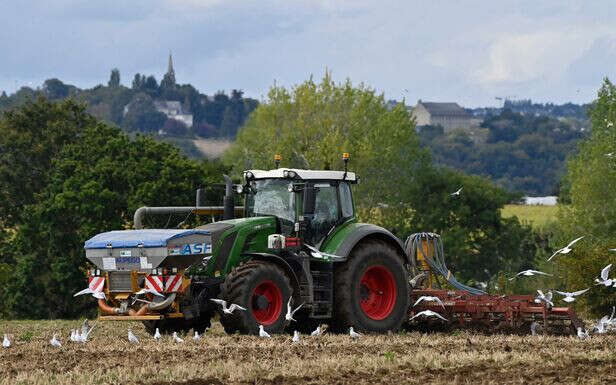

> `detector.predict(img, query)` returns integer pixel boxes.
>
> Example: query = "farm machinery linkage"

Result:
[79,154,583,335]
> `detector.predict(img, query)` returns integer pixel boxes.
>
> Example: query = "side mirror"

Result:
[302,184,316,216]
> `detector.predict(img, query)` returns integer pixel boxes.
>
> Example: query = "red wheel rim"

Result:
[359,265,397,320]
[251,280,283,325]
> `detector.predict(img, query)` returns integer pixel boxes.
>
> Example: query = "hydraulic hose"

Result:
[405,232,486,296]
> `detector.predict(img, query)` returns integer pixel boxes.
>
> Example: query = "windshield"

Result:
[246,179,295,223]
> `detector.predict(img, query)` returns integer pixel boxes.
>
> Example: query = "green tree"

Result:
[108,68,121,87]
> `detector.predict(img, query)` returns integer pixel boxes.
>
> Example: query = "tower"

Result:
[162,52,176,88]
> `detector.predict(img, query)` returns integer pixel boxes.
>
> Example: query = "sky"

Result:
[1,0,616,107]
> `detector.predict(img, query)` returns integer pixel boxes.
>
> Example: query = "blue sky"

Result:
[1,0,615,107]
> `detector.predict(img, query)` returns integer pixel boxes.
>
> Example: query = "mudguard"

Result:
[328,223,407,263]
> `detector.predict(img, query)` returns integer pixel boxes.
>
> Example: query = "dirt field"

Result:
[1,319,615,385]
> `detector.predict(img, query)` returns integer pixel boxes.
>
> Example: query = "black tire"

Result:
[220,260,292,335]
[333,241,409,333]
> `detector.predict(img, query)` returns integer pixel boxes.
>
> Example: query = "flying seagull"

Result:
[413,296,445,309]
[305,244,344,260]
[547,236,584,261]
[2,334,9,348]
[50,334,62,348]
[135,288,164,297]
[292,330,300,343]
[534,290,554,307]
[210,299,247,314]
[409,272,426,288]
[128,329,139,344]
[258,325,271,338]
[285,298,304,322]
[153,328,161,340]
[409,310,448,322]
[509,270,552,280]
[349,327,361,338]
[555,288,590,303]
[609,248,616,252]
[172,332,184,343]
[450,187,462,196]
[595,264,613,287]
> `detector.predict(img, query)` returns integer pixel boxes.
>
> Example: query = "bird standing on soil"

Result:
[285,298,304,322]
[50,334,61,347]
[310,326,323,337]
[530,321,538,336]
[258,325,271,338]
[292,331,300,343]
[128,329,139,344]
[172,332,184,343]
[547,236,584,261]
[153,328,161,340]
[577,327,590,339]
[509,270,552,280]
[210,299,247,314]
[193,331,201,341]
[2,334,10,348]
[413,296,446,309]
[69,330,76,342]
[409,310,448,322]
[595,264,614,287]
[555,288,590,303]
[349,327,361,338]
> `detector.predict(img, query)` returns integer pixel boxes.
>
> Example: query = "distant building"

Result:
[155,53,193,128]
[522,196,558,206]
[410,100,473,133]
[154,100,193,128]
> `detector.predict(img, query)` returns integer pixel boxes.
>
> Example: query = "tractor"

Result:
[82,154,411,335]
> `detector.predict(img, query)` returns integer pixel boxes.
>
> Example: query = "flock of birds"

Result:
[1,297,361,349]
[406,232,616,338]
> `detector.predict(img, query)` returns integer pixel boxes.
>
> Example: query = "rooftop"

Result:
[418,101,469,116]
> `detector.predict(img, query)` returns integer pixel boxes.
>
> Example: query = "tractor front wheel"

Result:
[333,241,409,333]
[220,260,292,335]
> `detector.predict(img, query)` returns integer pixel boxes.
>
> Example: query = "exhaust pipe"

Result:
[223,174,234,220]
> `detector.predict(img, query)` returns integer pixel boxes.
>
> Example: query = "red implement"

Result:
[409,289,584,334]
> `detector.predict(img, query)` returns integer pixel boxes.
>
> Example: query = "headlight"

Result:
[245,171,254,180]
[235,185,244,194]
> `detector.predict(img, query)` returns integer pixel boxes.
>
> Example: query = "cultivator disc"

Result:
[408,289,584,335]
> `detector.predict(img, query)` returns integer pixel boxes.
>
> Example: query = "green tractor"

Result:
[82,155,410,334]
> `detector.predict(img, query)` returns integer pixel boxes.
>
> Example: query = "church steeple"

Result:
[162,51,176,88]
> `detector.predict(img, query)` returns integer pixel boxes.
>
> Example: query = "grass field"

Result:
[1,319,615,385]
[502,204,559,228]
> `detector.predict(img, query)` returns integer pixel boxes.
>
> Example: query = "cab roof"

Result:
[245,168,357,182]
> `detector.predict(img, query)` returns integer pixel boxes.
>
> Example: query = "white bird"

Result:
[349,327,361,338]
[594,320,608,334]
[292,330,300,343]
[69,330,76,342]
[409,310,448,322]
[193,331,201,341]
[50,334,62,347]
[310,326,323,337]
[596,307,616,333]
[3,334,10,348]
[304,244,344,260]
[153,328,161,340]
[534,290,554,307]
[285,298,304,322]
[595,264,614,287]
[258,325,271,338]
[450,187,462,196]
[530,321,538,336]
[135,288,164,297]
[128,329,139,344]
[547,236,584,261]
[81,320,91,341]
[605,153,614,158]
[172,332,184,343]
[409,272,426,288]
[577,327,590,339]
[555,288,590,303]
[413,295,445,309]
[509,270,552,280]
[210,299,247,314]
[609,248,616,252]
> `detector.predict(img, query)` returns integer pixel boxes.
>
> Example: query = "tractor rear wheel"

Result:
[220,260,292,335]
[333,241,409,333]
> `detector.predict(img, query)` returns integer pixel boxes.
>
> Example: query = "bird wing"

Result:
[572,288,590,296]
[555,290,571,297]
[435,312,448,321]
[413,297,426,307]
[602,264,613,280]
[210,298,226,306]
[73,288,93,297]
[230,304,246,312]
[433,297,446,308]
[566,236,585,248]
[291,302,304,316]
[536,289,545,297]
[533,270,552,277]
[547,248,564,261]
